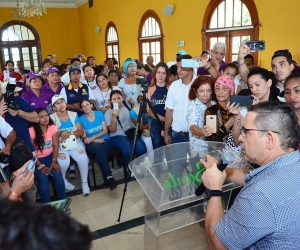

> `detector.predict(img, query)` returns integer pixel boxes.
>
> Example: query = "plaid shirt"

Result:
[215,150,300,249]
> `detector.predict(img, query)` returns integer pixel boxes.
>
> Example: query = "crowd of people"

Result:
[0,41,300,248]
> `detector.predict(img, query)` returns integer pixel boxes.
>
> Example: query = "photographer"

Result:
[0,82,39,153]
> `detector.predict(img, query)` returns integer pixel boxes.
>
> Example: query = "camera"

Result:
[4,83,20,111]
[0,152,10,164]
[136,78,149,93]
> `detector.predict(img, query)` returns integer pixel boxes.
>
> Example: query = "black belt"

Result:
[178,131,189,136]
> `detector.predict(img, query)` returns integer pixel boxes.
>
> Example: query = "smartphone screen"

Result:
[22,158,37,177]
[244,40,265,51]
[206,115,217,133]
[113,103,119,110]
[230,96,254,107]
[4,70,10,79]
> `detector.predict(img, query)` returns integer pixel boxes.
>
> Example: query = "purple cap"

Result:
[29,73,44,82]
[25,72,34,78]
[47,66,60,75]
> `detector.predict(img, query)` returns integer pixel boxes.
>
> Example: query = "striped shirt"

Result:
[215,150,300,249]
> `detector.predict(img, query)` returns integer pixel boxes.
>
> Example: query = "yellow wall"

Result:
[0,8,81,65]
[1,0,300,71]
[77,0,300,69]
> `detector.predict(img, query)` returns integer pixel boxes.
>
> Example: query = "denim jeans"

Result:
[150,119,164,150]
[85,140,113,178]
[34,154,66,203]
[110,135,147,165]
[170,129,190,144]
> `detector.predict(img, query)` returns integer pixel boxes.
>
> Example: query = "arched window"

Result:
[105,22,120,66]
[0,21,42,72]
[202,0,260,63]
[138,10,164,65]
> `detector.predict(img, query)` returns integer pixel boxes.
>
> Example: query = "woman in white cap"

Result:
[50,94,90,196]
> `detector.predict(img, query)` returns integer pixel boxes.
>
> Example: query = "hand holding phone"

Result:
[182,59,201,68]
[22,157,37,179]
[113,103,119,110]
[244,40,265,51]
[230,96,254,107]
[206,115,217,133]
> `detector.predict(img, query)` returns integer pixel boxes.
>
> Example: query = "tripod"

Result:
[117,85,163,222]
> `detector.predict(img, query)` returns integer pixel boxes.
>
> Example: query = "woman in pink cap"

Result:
[202,75,234,142]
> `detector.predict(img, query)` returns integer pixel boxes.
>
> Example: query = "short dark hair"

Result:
[82,64,95,73]
[223,63,238,74]
[244,54,254,61]
[272,51,293,64]
[5,60,14,66]
[42,59,51,67]
[248,101,300,150]
[71,58,81,65]
[46,54,53,58]
[176,54,192,63]
[108,69,120,80]
[0,199,92,250]
[86,56,95,66]
[169,65,177,76]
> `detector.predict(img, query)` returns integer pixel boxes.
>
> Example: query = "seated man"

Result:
[60,66,95,116]
[61,58,85,85]
[202,101,300,249]
[0,60,22,82]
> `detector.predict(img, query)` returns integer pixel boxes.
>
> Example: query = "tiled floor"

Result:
[51,160,209,250]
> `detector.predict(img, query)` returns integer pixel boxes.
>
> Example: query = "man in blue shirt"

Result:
[0,82,39,152]
[201,101,300,249]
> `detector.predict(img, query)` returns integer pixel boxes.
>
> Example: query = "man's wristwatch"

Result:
[204,189,223,201]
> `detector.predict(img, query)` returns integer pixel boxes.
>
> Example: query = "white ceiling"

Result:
[0,0,87,8]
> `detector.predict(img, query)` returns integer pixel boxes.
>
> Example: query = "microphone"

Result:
[195,151,235,197]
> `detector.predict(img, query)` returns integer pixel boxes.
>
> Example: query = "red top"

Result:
[0,71,22,81]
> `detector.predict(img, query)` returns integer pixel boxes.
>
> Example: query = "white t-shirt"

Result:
[94,86,121,108]
[165,76,197,132]
[0,116,13,168]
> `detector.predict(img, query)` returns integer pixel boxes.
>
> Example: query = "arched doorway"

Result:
[0,21,42,72]
[202,0,260,63]
[138,10,164,64]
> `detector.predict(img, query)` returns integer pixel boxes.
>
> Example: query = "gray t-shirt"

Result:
[105,106,134,137]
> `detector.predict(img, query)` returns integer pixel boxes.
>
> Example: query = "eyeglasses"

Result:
[240,126,281,136]
[128,66,136,70]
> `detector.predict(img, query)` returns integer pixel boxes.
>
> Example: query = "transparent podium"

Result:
[129,141,240,250]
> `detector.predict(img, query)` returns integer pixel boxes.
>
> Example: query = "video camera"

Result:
[3,83,20,111]
[136,78,149,93]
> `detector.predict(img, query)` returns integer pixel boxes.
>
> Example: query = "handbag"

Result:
[60,134,77,151]
[116,117,142,141]
[0,134,33,172]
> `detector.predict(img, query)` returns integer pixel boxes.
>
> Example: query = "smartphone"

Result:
[244,40,265,51]
[206,115,217,133]
[230,96,254,107]
[113,103,119,110]
[4,70,10,79]
[77,54,81,57]
[182,59,201,68]
[22,157,37,179]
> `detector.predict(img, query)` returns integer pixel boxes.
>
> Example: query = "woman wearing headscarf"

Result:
[118,58,143,108]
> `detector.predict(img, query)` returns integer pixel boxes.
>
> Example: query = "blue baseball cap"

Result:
[69,66,81,74]
[176,50,187,56]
